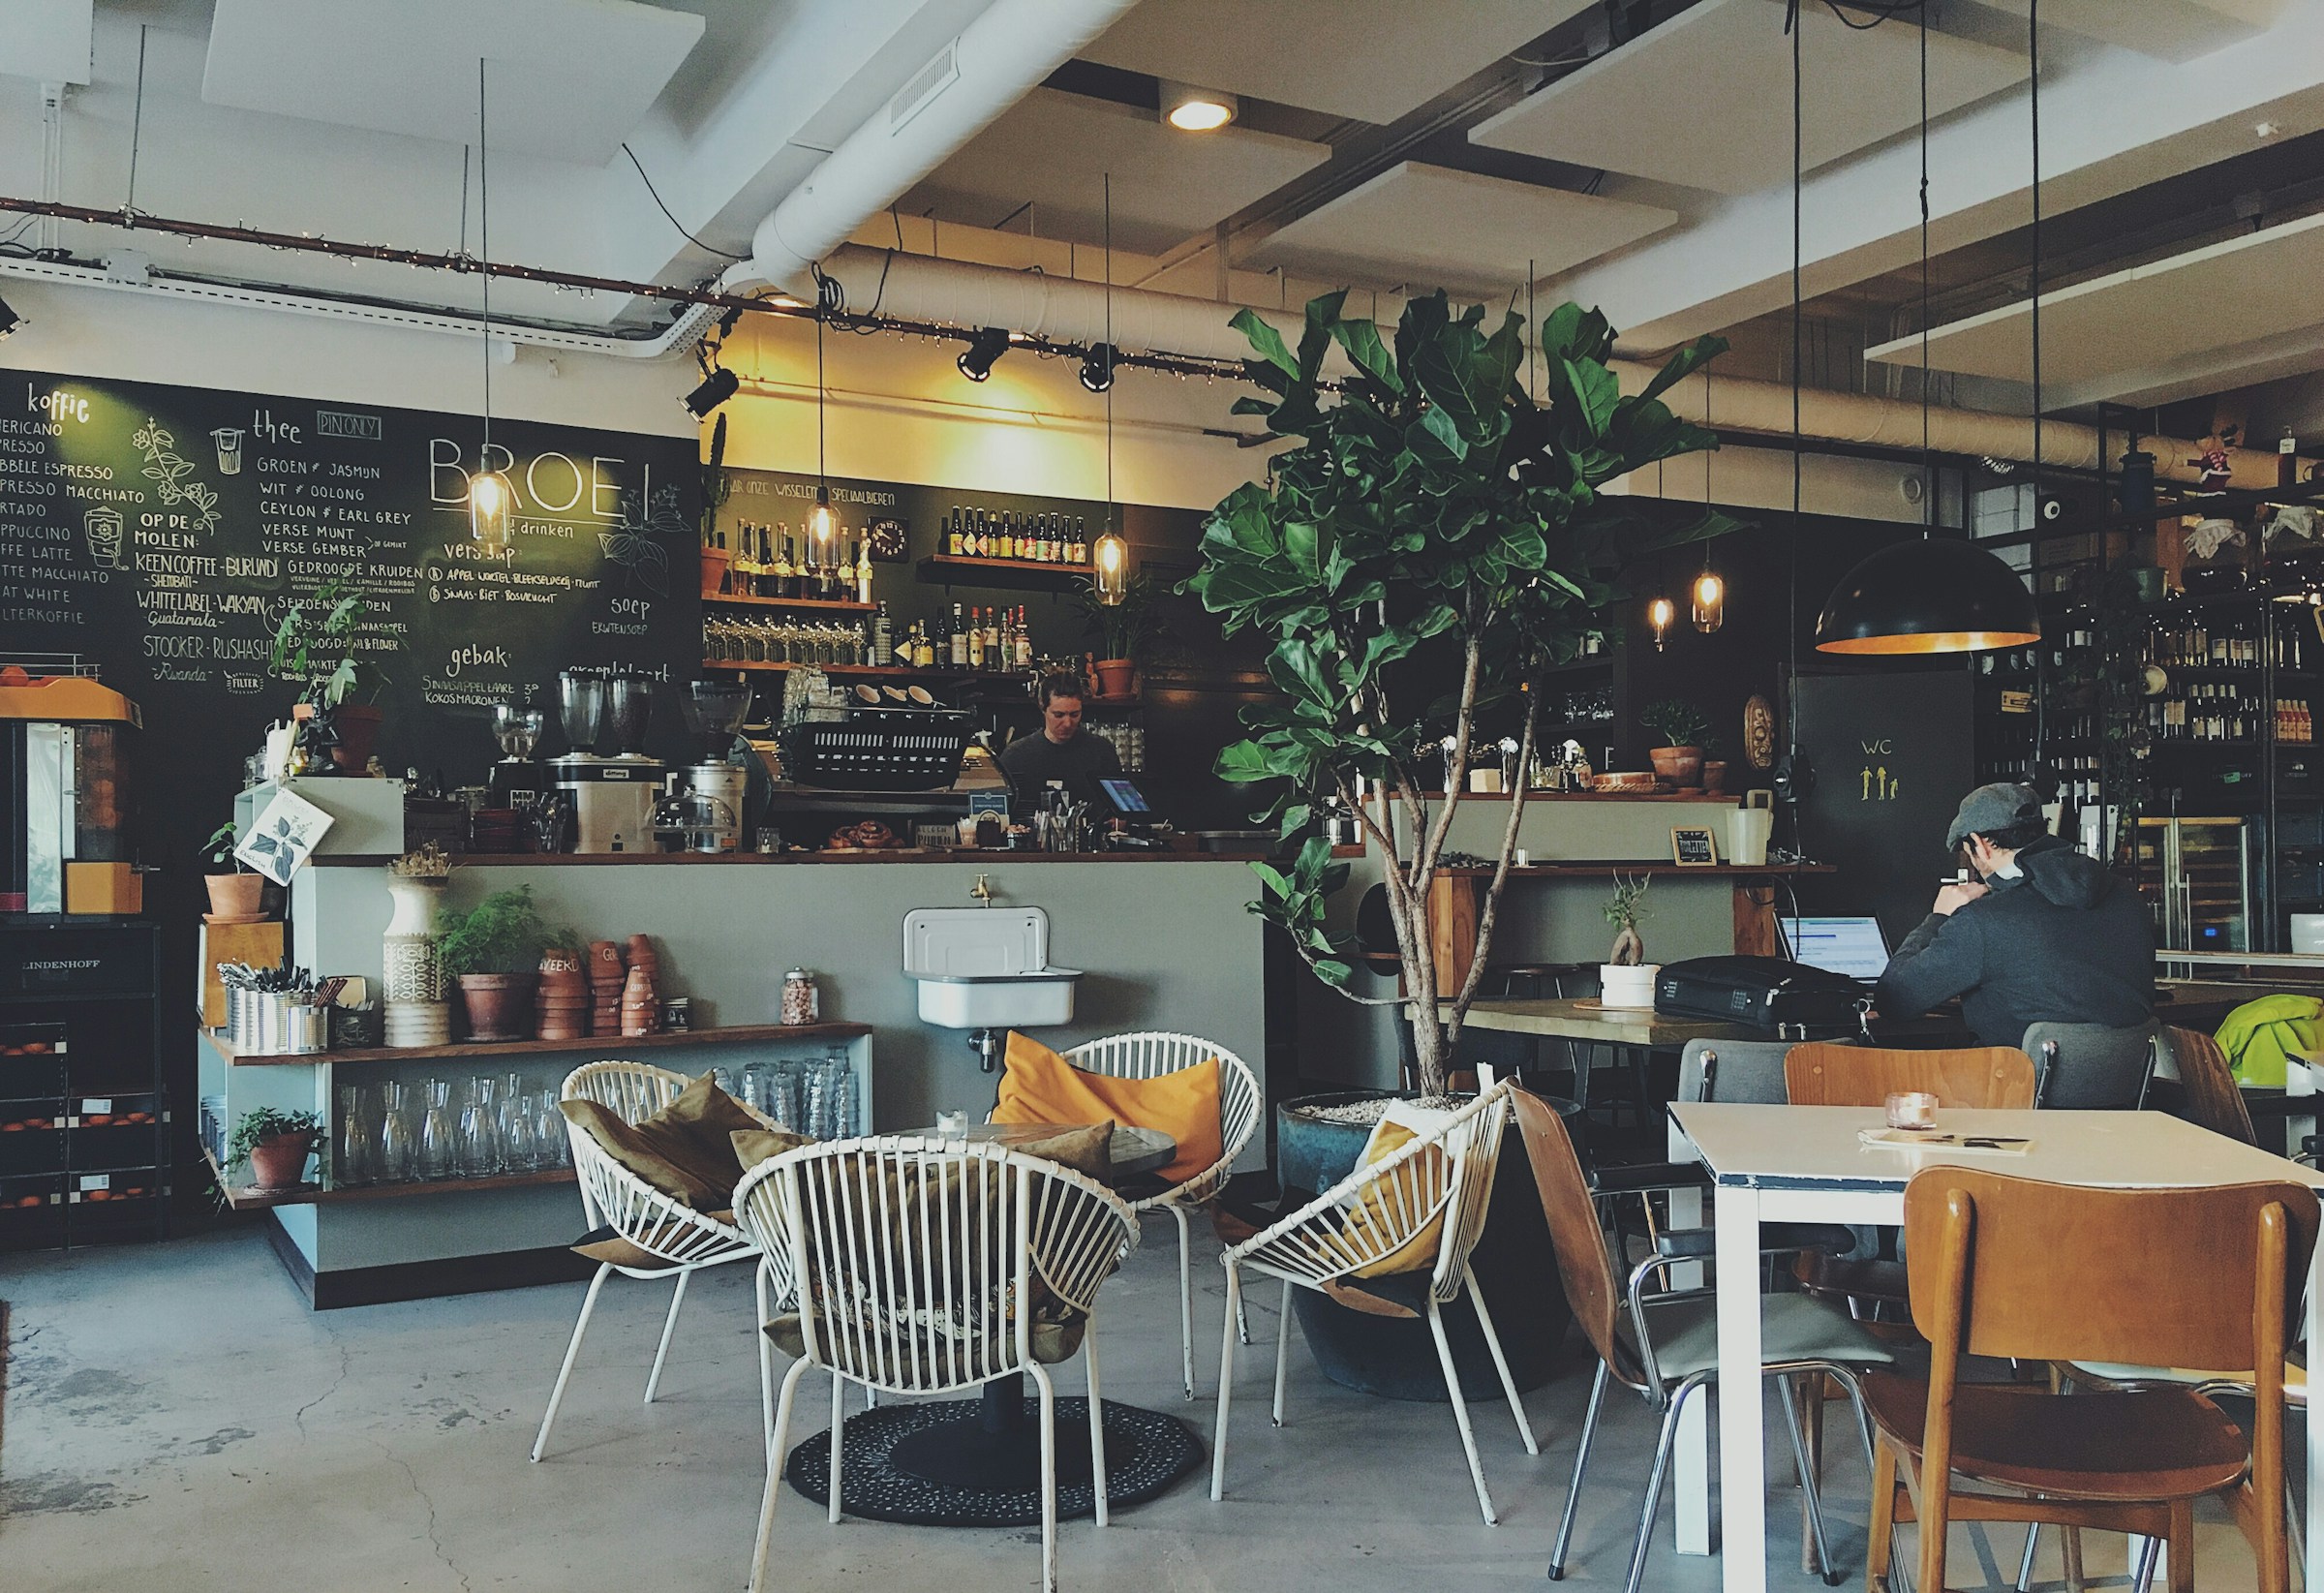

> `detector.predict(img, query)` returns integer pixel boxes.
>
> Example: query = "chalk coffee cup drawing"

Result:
[211,427,246,475]
[82,505,124,568]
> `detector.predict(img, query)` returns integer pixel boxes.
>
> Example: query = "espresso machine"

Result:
[486,704,547,809]
[2,659,142,916]
[676,679,753,852]
[549,668,661,853]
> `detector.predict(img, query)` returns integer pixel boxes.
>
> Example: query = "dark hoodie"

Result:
[1874,836,2156,1048]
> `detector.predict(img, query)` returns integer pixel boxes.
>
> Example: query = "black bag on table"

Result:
[1654,955,1871,1038]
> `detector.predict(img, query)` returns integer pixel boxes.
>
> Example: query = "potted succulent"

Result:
[1699,731,1729,796]
[1080,571,1160,698]
[1641,698,1711,789]
[200,821,267,922]
[229,1106,324,1192]
[1600,876,1656,1008]
[434,887,566,1042]
[271,578,383,774]
[1188,289,1734,1398]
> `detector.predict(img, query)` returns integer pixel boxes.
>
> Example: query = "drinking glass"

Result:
[535,1092,569,1170]
[378,1081,415,1183]
[741,1062,771,1119]
[418,1078,459,1180]
[770,1060,803,1134]
[824,1053,855,1139]
[338,1086,378,1188]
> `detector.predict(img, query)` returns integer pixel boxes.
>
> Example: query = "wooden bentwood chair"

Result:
[1863,1168,2319,1593]
[1059,1031,1263,1399]
[532,1060,780,1463]
[1785,1044,2038,1112]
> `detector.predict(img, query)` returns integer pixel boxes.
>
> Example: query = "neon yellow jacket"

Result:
[2214,995,2323,1088]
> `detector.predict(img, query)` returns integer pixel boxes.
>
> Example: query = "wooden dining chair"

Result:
[1862,1167,2318,1593]
[2163,1026,2258,1147]
[1784,1043,2037,1110]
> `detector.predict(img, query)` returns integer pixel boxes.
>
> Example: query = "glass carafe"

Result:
[337,1085,378,1188]
[378,1080,416,1183]
[535,1091,569,1170]
[461,1075,503,1177]
[498,1074,535,1173]
[418,1078,459,1180]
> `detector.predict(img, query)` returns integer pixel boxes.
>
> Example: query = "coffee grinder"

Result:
[486,704,547,809]
[677,679,752,852]
[550,668,661,853]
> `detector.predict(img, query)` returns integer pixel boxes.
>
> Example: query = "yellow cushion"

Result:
[559,1073,761,1210]
[992,1031,1223,1184]
[730,1126,815,1173]
[1341,1117,1449,1279]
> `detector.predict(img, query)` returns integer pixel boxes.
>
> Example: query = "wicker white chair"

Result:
[1057,1030,1263,1398]
[1211,1082,1536,1526]
[530,1060,778,1463]
[734,1135,1138,1593]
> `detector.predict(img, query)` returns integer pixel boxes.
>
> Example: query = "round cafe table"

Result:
[780,1120,1205,1526]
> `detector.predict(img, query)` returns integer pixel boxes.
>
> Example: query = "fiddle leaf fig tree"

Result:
[1187,290,1737,1094]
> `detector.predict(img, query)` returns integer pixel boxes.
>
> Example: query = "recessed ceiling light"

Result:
[1162,81,1238,133]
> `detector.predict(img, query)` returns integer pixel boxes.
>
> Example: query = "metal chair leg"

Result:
[755,1264,776,1453]
[1426,1294,1498,1526]
[1777,1372,1841,1585]
[1625,1375,1708,1593]
[1465,1262,1539,1455]
[1085,1326,1109,1527]
[531,1262,612,1462]
[826,1368,844,1525]
[748,1358,813,1593]
[2131,1533,2161,1593]
[1271,1277,1294,1427]
[644,1267,691,1403]
[2015,1524,2042,1593]
[1548,1361,1611,1579]
[1210,1263,1240,1502]
[1029,1363,1059,1593]
[1169,1202,1195,1399]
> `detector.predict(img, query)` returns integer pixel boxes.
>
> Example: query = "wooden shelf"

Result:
[1434,862,1837,878]
[702,659,1005,681]
[703,592,873,613]
[917,554,1093,592]
[200,1021,872,1068]
[202,1144,578,1210]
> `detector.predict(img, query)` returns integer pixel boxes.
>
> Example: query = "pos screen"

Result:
[1097,778,1152,815]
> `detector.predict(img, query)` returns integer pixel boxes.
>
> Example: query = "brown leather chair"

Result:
[1863,1168,2318,1593]
[2163,1026,2258,1147]
[1508,1088,1896,1593]
[1785,1043,2037,1110]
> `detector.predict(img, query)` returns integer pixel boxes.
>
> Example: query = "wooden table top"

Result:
[1434,996,1757,1047]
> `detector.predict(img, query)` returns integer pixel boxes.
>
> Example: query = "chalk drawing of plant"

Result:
[133,419,223,535]
[596,487,671,597]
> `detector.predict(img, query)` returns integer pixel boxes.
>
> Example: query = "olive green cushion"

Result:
[559,1073,761,1210]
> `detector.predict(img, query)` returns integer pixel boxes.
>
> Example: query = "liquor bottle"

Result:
[1042,514,1058,563]
[967,607,987,668]
[950,602,968,666]
[909,622,931,669]
[856,535,873,605]
[984,606,1000,667]
[1015,605,1035,668]
[1070,516,1087,564]
[980,511,995,559]
[947,508,965,558]
[760,528,784,601]
[872,601,894,665]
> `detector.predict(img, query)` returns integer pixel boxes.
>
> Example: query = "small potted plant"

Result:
[434,886,565,1042]
[271,578,383,774]
[1640,698,1711,789]
[1699,731,1728,796]
[229,1106,324,1193]
[201,822,267,922]
[1600,875,1656,1008]
[1079,571,1160,698]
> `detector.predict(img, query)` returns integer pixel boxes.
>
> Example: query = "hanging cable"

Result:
[1919,0,1933,526]
[621,142,749,261]
[1789,0,1804,715]
[480,59,491,462]
[126,27,148,215]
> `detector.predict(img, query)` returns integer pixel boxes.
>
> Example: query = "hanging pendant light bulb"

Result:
[810,297,837,573]
[1092,171,1133,607]
[467,59,512,556]
[1094,526,1130,603]
[1648,595,1675,650]
[1691,567,1725,633]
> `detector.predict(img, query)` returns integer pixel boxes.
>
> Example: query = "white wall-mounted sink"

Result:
[902,906,1081,1030]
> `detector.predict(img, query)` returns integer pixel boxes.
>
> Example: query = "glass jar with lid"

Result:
[780,967,820,1026]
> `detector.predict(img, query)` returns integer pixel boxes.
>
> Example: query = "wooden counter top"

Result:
[314,849,1271,867]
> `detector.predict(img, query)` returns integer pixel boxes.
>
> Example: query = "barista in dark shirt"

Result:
[998,673,1121,799]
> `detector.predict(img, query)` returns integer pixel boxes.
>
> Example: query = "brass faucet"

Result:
[970,873,994,905]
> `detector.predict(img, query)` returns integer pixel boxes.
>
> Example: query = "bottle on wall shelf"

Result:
[856,535,874,605]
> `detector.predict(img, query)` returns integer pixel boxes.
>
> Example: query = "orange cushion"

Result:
[1342,1117,1447,1278]
[992,1031,1223,1184]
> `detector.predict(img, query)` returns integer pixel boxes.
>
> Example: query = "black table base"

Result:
[782,1384,1203,1527]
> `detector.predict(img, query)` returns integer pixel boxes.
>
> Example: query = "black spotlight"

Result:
[957,325,1011,383]
[683,365,739,417]
[1079,343,1117,393]
[0,296,20,339]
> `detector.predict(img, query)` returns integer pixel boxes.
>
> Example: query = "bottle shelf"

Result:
[700,659,1026,681]
[917,555,1094,593]
[702,592,874,613]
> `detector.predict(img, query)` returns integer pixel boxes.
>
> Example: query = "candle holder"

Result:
[1884,1091,1939,1132]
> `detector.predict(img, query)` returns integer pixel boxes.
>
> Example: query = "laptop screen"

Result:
[1782,916,1892,981]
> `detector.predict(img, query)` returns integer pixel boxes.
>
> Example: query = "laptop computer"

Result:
[1780,915,1893,986]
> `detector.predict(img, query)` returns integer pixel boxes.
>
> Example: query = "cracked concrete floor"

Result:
[0,1223,2284,1591]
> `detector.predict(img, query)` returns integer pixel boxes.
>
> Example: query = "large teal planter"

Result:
[1271,1089,1575,1402]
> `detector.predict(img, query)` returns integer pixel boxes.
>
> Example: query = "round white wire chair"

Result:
[530,1059,780,1463]
[1211,1082,1536,1526]
[1057,1031,1263,1399]
[733,1134,1139,1593]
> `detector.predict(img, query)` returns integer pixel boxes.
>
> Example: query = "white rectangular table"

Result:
[1667,1103,2324,1593]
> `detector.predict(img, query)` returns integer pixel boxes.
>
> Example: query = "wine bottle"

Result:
[950,603,968,666]
[967,607,987,668]
[1015,604,1034,667]
[947,508,965,558]
[856,535,873,604]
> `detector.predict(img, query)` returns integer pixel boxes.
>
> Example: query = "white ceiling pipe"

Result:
[744,0,1145,298]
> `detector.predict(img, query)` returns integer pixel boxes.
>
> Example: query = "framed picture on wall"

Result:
[1670,826,1719,867]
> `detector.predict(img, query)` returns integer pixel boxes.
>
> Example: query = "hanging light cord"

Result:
[479,58,491,459]
[2029,0,2043,496]
[1788,0,1804,710]
[815,305,827,486]
[1919,5,1933,527]
[1105,172,1115,524]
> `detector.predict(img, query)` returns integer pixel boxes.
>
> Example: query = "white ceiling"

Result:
[1471,0,2029,197]
[1976,0,2288,63]
[901,87,1330,256]
[1080,0,1597,125]
[1865,210,2324,408]
[1,0,93,84]
[1240,162,1675,299]
[199,0,706,164]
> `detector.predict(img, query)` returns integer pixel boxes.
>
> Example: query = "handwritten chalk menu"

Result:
[0,368,700,774]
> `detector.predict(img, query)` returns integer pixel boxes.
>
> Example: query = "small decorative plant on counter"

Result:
[1640,698,1712,788]
[1600,875,1658,1007]
[200,821,267,923]
[270,577,383,774]
[434,887,574,1043]
[1079,570,1161,698]
[228,1106,325,1193]
[1187,288,1736,1096]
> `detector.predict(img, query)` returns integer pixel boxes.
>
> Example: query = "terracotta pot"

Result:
[700,546,731,597]
[455,971,536,1043]
[204,872,267,920]
[1092,658,1136,698]
[1647,745,1703,786]
[247,1133,316,1192]
[1700,759,1728,795]
[328,704,384,773]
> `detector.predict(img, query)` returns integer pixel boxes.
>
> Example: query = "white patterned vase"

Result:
[382,876,446,1004]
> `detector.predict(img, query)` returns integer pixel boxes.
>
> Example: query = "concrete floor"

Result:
[0,1221,2274,1592]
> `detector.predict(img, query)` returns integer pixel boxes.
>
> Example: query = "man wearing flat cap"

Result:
[1875,781,2154,1047]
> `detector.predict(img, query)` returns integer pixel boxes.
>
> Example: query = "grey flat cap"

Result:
[1944,781,2044,850]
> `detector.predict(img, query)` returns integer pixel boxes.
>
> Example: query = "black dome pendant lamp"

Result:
[1811,2,2040,657]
